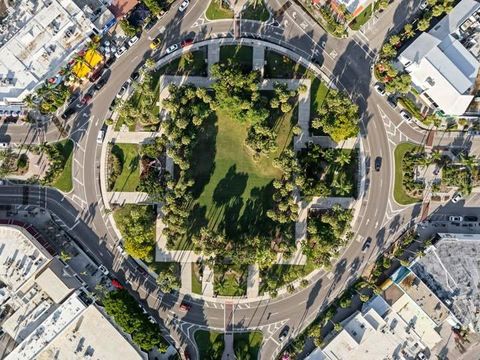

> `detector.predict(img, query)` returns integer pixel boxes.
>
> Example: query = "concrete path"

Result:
[202,265,215,296]
[246,264,260,298]
[106,192,151,205]
[309,135,358,149]
[110,131,161,144]
[207,42,220,77]
[222,332,235,360]
[253,45,265,77]
[180,262,192,293]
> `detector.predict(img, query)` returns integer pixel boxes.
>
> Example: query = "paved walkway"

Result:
[222,332,235,360]
[309,135,358,149]
[110,131,161,144]
[246,264,260,298]
[253,45,265,77]
[180,263,192,293]
[207,42,220,77]
[106,192,151,205]
[202,265,215,296]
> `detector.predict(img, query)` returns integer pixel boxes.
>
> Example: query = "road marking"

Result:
[375,221,379,228]
[365,218,370,225]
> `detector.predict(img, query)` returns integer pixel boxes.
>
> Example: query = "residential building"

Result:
[398,0,480,116]
[109,0,139,18]
[410,233,480,332]
[306,267,457,360]
[0,0,114,109]
[0,224,146,359]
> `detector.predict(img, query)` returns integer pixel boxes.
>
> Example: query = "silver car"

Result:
[166,44,179,54]
[178,0,189,12]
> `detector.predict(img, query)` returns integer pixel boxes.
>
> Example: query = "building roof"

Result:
[410,233,480,331]
[108,0,139,18]
[35,258,81,304]
[398,0,480,115]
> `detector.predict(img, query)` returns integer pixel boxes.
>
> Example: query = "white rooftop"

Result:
[399,0,480,115]
[0,226,50,294]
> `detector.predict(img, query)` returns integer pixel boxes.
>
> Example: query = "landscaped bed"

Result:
[206,0,234,20]
[264,50,308,79]
[259,262,315,295]
[192,263,203,295]
[219,45,253,71]
[233,332,263,359]
[110,143,140,192]
[214,263,248,296]
[242,1,270,21]
[51,139,74,192]
[194,330,225,359]
[393,142,423,205]
[158,48,208,77]
[349,4,373,30]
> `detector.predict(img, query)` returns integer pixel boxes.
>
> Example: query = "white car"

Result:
[400,110,412,122]
[114,45,127,58]
[127,35,139,47]
[97,130,104,144]
[116,82,129,98]
[419,0,428,10]
[116,245,127,257]
[98,265,109,276]
[451,193,462,203]
[374,83,386,96]
[166,44,179,54]
[449,216,463,222]
[178,0,189,12]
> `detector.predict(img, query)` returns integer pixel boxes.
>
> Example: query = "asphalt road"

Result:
[0,0,471,358]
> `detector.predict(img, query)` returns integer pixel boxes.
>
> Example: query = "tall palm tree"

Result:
[459,153,477,170]
[430,150,442,163]
[334,151,351,166]
[332,172,352,196]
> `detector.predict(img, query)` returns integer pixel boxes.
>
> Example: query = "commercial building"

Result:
[306,267,457,360]
[0,0,114,109]
[398,0,480,116]
[410,233,480,332]
[0,224,146,360]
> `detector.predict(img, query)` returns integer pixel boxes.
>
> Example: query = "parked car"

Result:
[98,265,109,276]
[61,107,76,120]
[386,96,397,109]
[128,35,139,47]
[464,215,478,222]
[114,45,127,58]
[166,43,179,54]
[375,156,382,171]
[449,216,464,222]
[96,129,104,144]
[95,77,107,91]
[362,237,372,253]
[116,82,129,98]
[67,93,80,104]
[181,38,194,48]
[400,110,412,122]
[116,245,127,257]
[130,71,140,82]
[419,0,428,10]
[104,56,116,68]
[109,99,117,112]
[451,193,462,203]
[178,0,189,12]
[150,37,162,50]
[279,326,290,342]
[79,93,92,106]
[374,83,386,96]
[111,279,124,289]
[179,302,191,312]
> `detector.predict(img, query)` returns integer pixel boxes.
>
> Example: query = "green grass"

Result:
[233,332,263,359]
[394,143,423,205]
[170,102,296,250]
[192,263,203,294]
[205,0,234,20]
[147,261,180,276]
[194,330,224,359]
[349,4,373,30]
[214,264,248,296]
[264,50,308,79]
[310,78,329,119]
[158,49,207,77]
[111,143,140,192]
[398,97,423,121]
[220,45,253,72]
[52,139,74,192]
[260,261,316,294]
[242,1,270,21]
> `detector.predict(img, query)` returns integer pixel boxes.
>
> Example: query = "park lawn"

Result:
[214,264,248,296]
[147,261,180,276]
[206,0,234,19]
[259,260,316,294]
[234,332,263,359]
[158,49,208,76]
[220,45,253,72]
[242,1,270,21]
[194,330,225,359]
[111,143,141,192]
[394,143,423,205]
[192,263,203,295]
[324,149,358,197]
[264,50,308,78]
[51,139,74,192]
[349,4,373,30]
[310,78,329,119]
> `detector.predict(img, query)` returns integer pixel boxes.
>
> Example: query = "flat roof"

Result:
[35,258,81,304]
[37,305,146,360]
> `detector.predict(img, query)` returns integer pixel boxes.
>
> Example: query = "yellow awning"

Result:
[72,62,90,78]
[84,49,103,68]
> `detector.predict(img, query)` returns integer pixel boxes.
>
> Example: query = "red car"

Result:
[179,302,191,312]
[79,94,92,105]
[111,279,124,289]
[181,38,194,48]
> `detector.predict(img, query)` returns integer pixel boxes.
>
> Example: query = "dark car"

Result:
[180,38,194,48]
[464,216,478,222]
[279,326,290,342]
[375,157,382,171]
[362,237,372,252]
[104,56,116,69]
[67,93,80,104]
[95,77,107,91]
[386,96,397,109]
[179,302,191,312]
[61,107,76,120]
[108,99,117,112]
[130,71,140,82]
[89,67,103,82]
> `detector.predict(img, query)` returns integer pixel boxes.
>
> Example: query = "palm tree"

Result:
[430,150,442,163]
[459,153,477,170]
[332,172,353,196]
[334,151,351,166]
